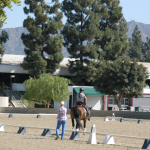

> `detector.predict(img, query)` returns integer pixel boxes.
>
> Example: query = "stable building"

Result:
[0,54,75,85]
[0,54,150,110]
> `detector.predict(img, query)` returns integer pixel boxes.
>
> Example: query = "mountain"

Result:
[1,20,150,57]
[127,20,150,42]
[0,27,70,57]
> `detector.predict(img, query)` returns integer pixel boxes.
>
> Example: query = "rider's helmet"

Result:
[80,88,84,91]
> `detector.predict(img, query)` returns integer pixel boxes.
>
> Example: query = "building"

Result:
[0,54,75,85]
[0,54,150,110]
[54,86,106,110]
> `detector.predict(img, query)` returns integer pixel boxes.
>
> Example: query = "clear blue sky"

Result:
[2,0,150,29]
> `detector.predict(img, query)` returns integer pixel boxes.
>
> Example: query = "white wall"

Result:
[0,97,8,107]
[133,95,150,107]
[68,86,73,95]
[143,89,150,94]
[0,64,28,74]
[86,95,103,110]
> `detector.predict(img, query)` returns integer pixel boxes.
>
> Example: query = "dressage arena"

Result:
[0,114,150,150]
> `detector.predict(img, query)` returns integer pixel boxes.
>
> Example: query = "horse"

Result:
[70,105,91,131]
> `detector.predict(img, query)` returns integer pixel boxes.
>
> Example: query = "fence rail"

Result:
[0,113,57,115]
[0,121,149,148]
[0,123,148,140]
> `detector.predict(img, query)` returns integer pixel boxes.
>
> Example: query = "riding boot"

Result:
[86,108,90,121]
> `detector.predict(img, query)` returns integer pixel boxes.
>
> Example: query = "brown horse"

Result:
[70,105,91,131]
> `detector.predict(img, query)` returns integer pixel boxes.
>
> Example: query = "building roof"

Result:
[1,54,75,67]
[0,54,75,75]
[2,54,25,65]
[1,55,150,78]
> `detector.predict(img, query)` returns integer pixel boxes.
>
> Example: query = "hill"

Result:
[0,27,70,57]
[1,20,150,57]
[127,20,150,42]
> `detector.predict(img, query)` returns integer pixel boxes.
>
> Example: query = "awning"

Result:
[73,87,105,95]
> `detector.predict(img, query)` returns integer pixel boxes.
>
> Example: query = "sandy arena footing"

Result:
[0,114,149,150]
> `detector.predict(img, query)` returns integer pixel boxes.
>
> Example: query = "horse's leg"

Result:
[75,113,79,130]
[75,115,81,131]
[75,115,78,130]
[72,118,75,131]
[71,108,75,131]
[84,118,86,132]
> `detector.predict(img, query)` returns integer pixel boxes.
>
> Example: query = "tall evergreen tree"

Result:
[61,0,103,85]
[142,37,150,62]
[128,25,144,61]
[95,0,128,60]
[118,17,129,57]
[0,22,9,63]
[21,0,64,78]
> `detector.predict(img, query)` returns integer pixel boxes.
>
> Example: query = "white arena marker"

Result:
[87,124,97,144]
[112,113,115,121]
[103,135,115,145]
[0,125,4,131]
[104,117,109,121]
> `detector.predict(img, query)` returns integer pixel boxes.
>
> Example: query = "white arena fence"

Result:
[0,113,57,118]
[0,122,149,149]
[104,116,146,124]
[0,113,57,115]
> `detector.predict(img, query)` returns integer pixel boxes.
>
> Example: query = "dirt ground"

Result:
[0,114,149,150]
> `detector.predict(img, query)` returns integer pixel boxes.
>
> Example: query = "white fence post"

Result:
[87,124,97,144]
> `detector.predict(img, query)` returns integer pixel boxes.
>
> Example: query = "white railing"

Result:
[0,123,148,140]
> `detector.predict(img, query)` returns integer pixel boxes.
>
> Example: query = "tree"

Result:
[128,25,144,61]
[142,37,150,62]
[0,22,9,63]
[117,17,129,57]
[61,0,103,85]
[23,73,70,108]
[21,0,64,78]
[0,0,21,23]
[94,57,149,109]
[95,0,128,60]
[0,0,20,62]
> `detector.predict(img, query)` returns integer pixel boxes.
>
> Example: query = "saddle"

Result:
[76,102,87,111]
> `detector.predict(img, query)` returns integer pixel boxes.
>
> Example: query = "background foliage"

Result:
[94,57,149,109]
[23,73,70,108]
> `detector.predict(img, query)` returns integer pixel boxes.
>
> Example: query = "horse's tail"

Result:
[74,106,83,131]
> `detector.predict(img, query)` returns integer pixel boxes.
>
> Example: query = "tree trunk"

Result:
[47,101,50,108]
[117,100,122,110]
[113,93,124,110]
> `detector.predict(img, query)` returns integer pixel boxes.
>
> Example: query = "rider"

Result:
[76,88,90,120]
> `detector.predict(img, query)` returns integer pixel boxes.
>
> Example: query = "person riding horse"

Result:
[76,88,90,120]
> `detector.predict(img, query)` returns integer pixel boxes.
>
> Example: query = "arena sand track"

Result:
[0,114,149,150]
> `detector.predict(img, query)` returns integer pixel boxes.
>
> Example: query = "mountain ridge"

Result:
[1,20,150,57]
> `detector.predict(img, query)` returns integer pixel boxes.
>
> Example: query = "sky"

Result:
[2,0,150,29]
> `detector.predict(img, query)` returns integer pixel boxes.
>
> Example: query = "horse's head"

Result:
[88,107,92,120]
